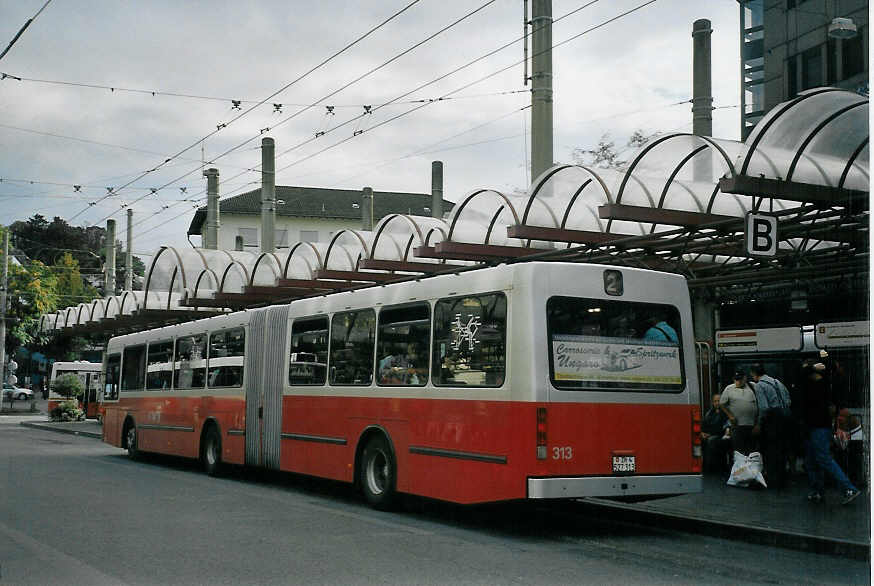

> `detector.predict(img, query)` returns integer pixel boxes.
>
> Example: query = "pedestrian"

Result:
[719,371,759,456]
[750,363,791,489]
[801,357,860,505]
[642,315,678,343]
[701,393,731,475]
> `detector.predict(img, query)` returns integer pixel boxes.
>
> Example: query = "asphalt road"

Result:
[0,418,868,585]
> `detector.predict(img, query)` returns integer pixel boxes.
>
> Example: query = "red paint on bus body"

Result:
[104,396,697,505]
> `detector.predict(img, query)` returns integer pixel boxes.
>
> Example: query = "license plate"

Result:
[612,455,635,474]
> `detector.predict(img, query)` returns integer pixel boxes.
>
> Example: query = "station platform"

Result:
[19,419,870,559]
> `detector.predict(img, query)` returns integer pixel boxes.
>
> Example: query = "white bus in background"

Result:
[49,361,102,418]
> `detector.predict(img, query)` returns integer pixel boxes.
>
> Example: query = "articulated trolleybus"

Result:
[101,262,702,507]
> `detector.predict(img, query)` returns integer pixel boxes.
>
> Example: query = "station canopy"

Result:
[45,88,868,337]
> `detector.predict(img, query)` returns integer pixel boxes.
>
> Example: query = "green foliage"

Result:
[50,399,85,422]
[51,373,84,400]
[571,130,661,170]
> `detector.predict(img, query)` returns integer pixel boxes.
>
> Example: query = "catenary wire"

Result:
[67,0,423,223]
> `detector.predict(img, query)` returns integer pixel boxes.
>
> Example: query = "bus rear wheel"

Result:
[201,426,223,477]
[124,421,139,460]
[360,435,396,510]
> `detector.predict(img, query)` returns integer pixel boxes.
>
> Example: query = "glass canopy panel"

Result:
[843,143,870,191]
[192,270,218,298]
[144,290,172,310]
[285,242,330,278]
[251,253,285,287]
[562,199,605,232]
[89,299,106,322]
[325,231,373,271]
[120,291,143,315]
[743,90,867,183]
[64,307,76,328]
[626,135,738,187]
[448,190,523,246]
[75,304,91,326]
[219,263,248,294]
[794,104,869,188]
[525,165,615,227]
[103,298,120,320]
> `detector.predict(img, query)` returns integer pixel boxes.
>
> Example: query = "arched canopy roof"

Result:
[739,87,869,190]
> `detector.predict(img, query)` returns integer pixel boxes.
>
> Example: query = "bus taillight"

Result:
[691,406,702,470]
[536,407,547,460]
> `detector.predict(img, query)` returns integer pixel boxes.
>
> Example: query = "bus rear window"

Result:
[547,296,684,392]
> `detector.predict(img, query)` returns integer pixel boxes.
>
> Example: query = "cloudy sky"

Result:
[0,0,741,256]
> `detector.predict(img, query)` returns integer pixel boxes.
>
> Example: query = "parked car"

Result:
[2,383,33,401]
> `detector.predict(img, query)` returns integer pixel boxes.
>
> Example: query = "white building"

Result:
[187,185,454,250]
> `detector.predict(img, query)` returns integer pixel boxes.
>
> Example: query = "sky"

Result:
[0,0,742,258]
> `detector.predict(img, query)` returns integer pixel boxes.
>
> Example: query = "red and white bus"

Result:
[101,262,702,507]
[49,361,102,418]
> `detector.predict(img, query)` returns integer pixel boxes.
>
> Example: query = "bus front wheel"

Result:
[360,435,396,510]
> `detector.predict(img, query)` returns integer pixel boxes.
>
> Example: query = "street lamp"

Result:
[828,17,858,40]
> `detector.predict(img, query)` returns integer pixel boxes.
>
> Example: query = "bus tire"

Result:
[201,425,223,477]
[360,435,396,510]
[124,420,139,460]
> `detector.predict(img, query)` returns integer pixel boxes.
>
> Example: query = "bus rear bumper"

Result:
[527,474,702,499]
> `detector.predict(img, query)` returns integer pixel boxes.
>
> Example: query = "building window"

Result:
[787,56,798,97]
[300,230,319,243]
[801,45,823,91]
[238,228,258,247]
[842,31,865,79]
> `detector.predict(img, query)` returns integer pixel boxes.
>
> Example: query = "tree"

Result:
[571,130,661,170]
[51,373,84,400]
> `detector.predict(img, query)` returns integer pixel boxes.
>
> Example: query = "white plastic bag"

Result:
[726,451,767,488]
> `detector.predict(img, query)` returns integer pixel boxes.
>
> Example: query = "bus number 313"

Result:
[552,446,573,460]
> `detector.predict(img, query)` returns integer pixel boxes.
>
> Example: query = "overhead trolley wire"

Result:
[131,1,659,247]
[68,0,424,223]
[131,0,657,245]
[91,0,499,227]
[0,71,529,109]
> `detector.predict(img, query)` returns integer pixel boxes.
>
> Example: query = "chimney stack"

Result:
[261,138,276,253]
[431,161,443,219]
[204,167,220,249]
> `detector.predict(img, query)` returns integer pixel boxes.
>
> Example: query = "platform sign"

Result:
[716,327,802,353]
[815,321,870,348]
[744,212,778,257]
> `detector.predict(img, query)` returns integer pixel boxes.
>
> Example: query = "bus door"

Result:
[245,306,290,469]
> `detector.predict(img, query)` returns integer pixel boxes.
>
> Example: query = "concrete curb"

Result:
[582,498,870,561]
[20,421,102,439]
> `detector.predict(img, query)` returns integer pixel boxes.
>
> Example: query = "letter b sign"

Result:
[744,212,778,256]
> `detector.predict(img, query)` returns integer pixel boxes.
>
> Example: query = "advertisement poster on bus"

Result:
[551,335,682,384]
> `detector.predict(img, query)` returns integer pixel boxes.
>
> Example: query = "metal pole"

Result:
[692,18,713,184]
[204,167,220,250]
[125,208,133,291]
[362,187,373,230]
[692,18,713,137]
[431,161,444,219]
[105,219,116,296]
[530,0,553,181]
[235,235,244,252]
[261,138,276,253]
[0,230,8,387]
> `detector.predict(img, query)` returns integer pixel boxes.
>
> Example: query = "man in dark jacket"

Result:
[802,357,860,505]
[701,393,730,475]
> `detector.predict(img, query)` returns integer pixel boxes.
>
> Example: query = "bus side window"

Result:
[376,303,430,387]
[104,355,121,400]
[121,345,146,392]
[432,293,507,388]
[289,316,328,385]
[174,334,207,389]
[146,340,174,391]
[208,328,245,388]
[329,309,375,386]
